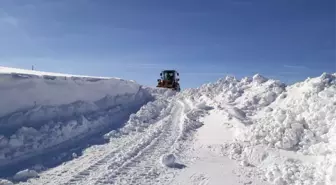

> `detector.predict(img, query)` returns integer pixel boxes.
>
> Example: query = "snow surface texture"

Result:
[0,67,152,168]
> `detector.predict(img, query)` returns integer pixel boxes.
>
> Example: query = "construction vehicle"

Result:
[157,70,181,92]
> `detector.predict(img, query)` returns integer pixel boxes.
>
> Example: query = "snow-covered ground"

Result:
[0,66,335,185]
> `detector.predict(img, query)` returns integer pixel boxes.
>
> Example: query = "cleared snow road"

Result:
[18,99,188,185]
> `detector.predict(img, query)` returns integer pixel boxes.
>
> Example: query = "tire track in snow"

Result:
[59,99,175,185]
[55,100,179,185]
[60,133,145,185]
[19,98,193,185]
[60,116,169,185]
[91,100,185,185]
[20,132,143,185]
[16,96,173,185]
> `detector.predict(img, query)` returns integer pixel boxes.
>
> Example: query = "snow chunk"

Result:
[225,76,238,83]
[195,102,213,110]
[231,107,246,119]
[241,77,252,84]
[8,135,23,148]
[253,74,268,83]
[240,160,250,167]
[161,153,177,168]
[325,155,336,185]
[31,164,45,172]
[0,179,13,185]
[274,177,286,185]
[13,169,39,181]
[0,135,8,148]
[72,153,78,158]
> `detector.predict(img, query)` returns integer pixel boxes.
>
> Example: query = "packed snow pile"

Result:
[182,74,286,116]
[180,73,336,185]
[0,67,152,168]
[241,73,336,152]
[239,73,336,185]
[182,73,335,153]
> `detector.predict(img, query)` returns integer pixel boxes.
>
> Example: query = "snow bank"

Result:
[0,68,138,117]
[0,66,111,79]
[0,67,153,168]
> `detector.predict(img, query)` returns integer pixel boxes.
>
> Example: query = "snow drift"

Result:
[0,67,152,169]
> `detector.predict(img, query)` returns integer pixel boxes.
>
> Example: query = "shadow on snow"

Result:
[0,96,153,182]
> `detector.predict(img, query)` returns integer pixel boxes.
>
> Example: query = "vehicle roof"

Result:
[162,70,177,72]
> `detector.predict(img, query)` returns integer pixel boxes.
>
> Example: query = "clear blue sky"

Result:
[0,0,335,88]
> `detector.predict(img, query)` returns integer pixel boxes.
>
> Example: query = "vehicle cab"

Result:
[159,70,179,82]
